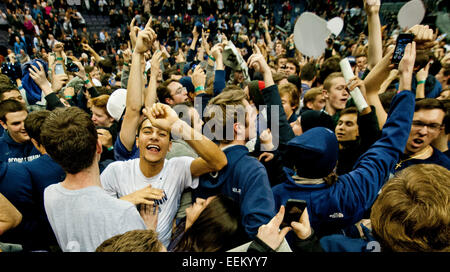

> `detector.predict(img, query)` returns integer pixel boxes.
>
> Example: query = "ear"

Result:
[306,101,313,109]
[165,97,174,105]
[322,89,329,99]
[0,120,7,130]
[234,122,245,141]
[96,139,102,155]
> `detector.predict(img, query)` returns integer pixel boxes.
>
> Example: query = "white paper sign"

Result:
[293,12,331,58]
[327,17,344,36]
[398,0,426,30]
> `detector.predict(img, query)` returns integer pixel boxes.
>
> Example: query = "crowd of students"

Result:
[0,0,449,253]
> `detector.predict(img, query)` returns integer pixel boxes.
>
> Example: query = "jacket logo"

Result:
[329,212,344,218]
[232,187,241,194]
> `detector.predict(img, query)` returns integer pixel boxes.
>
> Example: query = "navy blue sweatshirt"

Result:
[193,145,276,239]
[0,161,40,251]
[273,90,415,237]
[0,131,40,163]
[22,154,66,250]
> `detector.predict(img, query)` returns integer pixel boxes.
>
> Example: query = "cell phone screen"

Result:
[54,63,65,75]
[392,34,414,64]
[281,199,307,229]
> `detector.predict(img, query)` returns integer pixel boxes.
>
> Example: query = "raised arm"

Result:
[144,50,163,108]
[143,103,227,177]
[335,42,417,222]
[363,47,394,129]
[82,43,102,63]
[211,43,226,96]
[120,18,156,152]
[364,0,383,70]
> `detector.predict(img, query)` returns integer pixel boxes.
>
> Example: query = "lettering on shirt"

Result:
[8,154,40,163]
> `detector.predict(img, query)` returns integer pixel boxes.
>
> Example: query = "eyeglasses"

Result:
[411,121,442,131]
[173,87,187,95]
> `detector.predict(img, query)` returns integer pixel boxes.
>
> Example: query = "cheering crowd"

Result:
[0,0,449,253]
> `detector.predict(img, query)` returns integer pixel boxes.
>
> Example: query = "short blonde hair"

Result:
[278,83,299,108]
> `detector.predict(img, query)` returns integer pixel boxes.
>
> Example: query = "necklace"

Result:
[395,145,433,170]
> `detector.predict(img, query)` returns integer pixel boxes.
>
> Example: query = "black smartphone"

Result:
[392,33,415,65]
[281,199,307,229]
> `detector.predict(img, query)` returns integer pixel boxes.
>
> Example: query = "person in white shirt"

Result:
[42,107,155,252]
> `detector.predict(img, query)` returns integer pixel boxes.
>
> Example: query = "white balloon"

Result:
[293,12,331,58]
[327,17,344,36]
[398,0,426,30]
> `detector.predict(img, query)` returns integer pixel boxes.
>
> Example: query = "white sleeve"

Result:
[100,163,120,198]
[170,157,199,190]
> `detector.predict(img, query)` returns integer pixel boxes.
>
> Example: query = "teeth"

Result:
[146,144,160,151]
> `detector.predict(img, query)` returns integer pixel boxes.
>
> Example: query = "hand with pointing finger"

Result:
[256,205,292,250]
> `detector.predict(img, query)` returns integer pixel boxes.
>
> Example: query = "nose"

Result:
[417,125,429,135]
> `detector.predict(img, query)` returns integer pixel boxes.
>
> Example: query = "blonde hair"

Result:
[205,88,247,144]
[371,164,450,252]
[279,82,299,108]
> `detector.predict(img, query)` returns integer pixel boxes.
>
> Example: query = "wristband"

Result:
[195,86,204,92]
[208,55,216,62]
[84,79,90,84]
[56,57,63,61]
[123,62,129,66]
[107,146,114,151]
[64,95,73,99]
[417,80,426,85]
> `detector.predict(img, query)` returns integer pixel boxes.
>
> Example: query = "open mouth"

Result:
[146,144,161,153]
[411,138,424,148]
[336,132,345,138]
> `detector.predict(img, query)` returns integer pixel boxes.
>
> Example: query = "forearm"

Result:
[213,68,226,96]
[415,82,425,98]
[367,12,383,70]
[89,48,102,63]
[127,52,143,112]
[145,74,158,108]
[45,92,65,110]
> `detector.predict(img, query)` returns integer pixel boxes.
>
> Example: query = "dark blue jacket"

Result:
[0,131,40,163]
[193,145,276,239]
[272,90,415,237]
[0,161,40,251]
[22,154,66,250]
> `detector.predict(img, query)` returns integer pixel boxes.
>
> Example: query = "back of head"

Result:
[24,109,51,145]
[371,164,450,252]
[301,62,317,82]
[300,110,334,133]
[287,127,338,179]
[95,229,164,252]
[318,56,341,85]
[175,195,243,252]
[40,107,98,174]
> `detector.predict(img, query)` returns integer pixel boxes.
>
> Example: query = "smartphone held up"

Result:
[392,33,415,66]
[280,199,307,229]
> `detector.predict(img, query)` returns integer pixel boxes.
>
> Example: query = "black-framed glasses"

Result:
[411,121,442,131]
